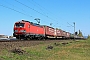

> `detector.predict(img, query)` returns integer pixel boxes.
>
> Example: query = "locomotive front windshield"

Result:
[15,23,24,27]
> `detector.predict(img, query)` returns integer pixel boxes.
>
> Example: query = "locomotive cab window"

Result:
[15,23,24,27]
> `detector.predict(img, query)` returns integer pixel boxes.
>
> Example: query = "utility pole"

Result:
[73,22,75,40]
[67,22,75,40]
[34,18,40,24]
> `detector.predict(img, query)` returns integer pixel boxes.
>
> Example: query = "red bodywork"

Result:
[45,26,55,37]
[62,31,67,37]
[14,22,27,34]
[13,20,45,38]
[56,29,63,37]
[66,32,70,38]
[29,24,45,35]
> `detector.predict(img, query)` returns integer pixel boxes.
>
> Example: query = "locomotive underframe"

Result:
[13,33,45,40]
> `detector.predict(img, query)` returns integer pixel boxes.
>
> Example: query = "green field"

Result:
[0,39,90,60]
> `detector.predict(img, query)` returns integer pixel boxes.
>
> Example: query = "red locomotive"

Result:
[13,20,70,40]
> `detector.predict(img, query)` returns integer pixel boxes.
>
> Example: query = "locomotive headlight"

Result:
[20,30,26,32]
[14,30,18,32]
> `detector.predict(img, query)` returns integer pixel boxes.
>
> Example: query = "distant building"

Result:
[9,36,14,38]
[0,34,8,38]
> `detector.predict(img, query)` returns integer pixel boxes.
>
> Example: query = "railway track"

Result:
[0,39,73,50]
[0,37,86,42]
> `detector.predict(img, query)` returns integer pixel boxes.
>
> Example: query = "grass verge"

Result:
[0,39,90,60]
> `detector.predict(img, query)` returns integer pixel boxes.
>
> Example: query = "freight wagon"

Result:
[44,26,56,38]
[55,28,63,38]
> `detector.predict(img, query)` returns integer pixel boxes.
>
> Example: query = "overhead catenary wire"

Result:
[3,0,34,18]
[14,0,55,21]
[28,0,58,27]
[1,0,65,27]
[27,0,48,16]
[31,0,62,20]
[14,0,47,17]
[31,0,58,21]
[13,0,54,25]
[31,0,51,15]
[1,0,48,24]
[0,4,33,18]
[30,0,66,27]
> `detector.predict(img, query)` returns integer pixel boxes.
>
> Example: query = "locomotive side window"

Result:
[15,23,24,27]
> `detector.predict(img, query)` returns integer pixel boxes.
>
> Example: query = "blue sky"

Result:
[0,0,90,36]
